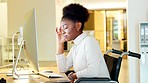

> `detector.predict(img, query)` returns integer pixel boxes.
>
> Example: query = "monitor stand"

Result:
[12,40,39,79]
[13,70,39,79]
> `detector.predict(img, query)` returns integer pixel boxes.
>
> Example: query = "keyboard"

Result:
[39,70,64,78]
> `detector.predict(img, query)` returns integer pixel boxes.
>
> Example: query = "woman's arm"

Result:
[56,49,73,72]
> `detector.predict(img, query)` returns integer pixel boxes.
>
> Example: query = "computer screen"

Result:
[23,8,39,73]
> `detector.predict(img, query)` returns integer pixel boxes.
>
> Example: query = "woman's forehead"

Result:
[60,19,74,25]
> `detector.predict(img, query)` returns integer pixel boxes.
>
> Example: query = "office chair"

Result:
[75,49,122,83]
[75,49,141,83]
[104,49,123,82]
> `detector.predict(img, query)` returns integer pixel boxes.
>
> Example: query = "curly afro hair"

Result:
[62,3,89,31]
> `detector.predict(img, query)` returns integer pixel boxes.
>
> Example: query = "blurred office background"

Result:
[0,0,148,83]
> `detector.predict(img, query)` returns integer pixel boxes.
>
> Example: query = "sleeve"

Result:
[56,47,74,73]
[76,37,102,78]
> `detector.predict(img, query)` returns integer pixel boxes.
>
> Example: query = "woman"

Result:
[56,3,110,82]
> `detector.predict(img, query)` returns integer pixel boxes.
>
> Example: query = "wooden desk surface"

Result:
[0,62,70,83]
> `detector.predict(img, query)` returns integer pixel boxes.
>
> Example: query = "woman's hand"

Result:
[56,27,65,54]
[68,72,77,83]
[56,27,65,43]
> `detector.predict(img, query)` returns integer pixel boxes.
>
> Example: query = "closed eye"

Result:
[63,24,68,30]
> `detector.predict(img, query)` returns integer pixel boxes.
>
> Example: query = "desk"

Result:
[0,62,117,83]
[0,66,70,83]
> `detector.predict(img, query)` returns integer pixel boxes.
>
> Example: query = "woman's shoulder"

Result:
[84,35,97,43]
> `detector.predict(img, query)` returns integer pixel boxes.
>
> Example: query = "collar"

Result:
[73,33,87,45]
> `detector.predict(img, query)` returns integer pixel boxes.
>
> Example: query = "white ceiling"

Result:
[75,0,126,3]
[75,0,127,9]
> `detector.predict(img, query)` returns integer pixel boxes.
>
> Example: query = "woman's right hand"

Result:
[56,27,65,44]
[56,27,65,54]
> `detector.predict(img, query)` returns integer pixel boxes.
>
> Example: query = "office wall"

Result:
[127,0,148,83]
[7,0,56,61]
[0,3,7,37]
[0,3,7,65]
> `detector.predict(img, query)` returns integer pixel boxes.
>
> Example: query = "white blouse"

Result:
[56,33,110,78]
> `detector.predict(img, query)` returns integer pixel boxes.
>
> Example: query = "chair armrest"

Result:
[75,77,110,83]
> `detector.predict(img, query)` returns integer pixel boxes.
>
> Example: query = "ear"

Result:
[76,22,82,31]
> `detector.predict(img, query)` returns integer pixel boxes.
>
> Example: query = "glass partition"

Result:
[106,10,127,52]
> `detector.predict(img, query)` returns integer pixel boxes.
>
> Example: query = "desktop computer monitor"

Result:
[13,8,65,79]
[23,8,39,73]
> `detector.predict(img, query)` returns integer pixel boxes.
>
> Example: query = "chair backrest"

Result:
[104,54,122,82]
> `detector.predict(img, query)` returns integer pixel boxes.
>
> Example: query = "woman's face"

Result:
[60,19,81,41]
